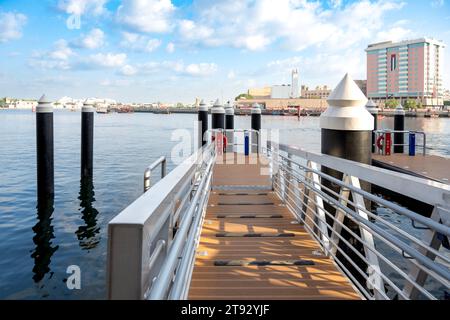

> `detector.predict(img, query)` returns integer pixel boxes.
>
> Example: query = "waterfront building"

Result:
[301,85,332,99]
[355,80,367,96]
[248,87,271,98]
[236,97,328,110]
[247,69,301,99]
[366,38,445,107]
[271,84,292,99]
[291,69,300,98]
[7,99,38,109]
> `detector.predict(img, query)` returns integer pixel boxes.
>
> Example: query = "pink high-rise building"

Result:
[366,38,445,107]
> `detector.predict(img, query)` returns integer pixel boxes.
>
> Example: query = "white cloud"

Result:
[116,60,217,77]
[120,64,138,76]
[184,63,218,76]
[175,0,407,52]
[50,39,74,60]
[0,12,27,43]
[120,32,161,52]
[227,70,236,79]
[178,19,214,42]
[57,0,108,16]
[29,39,73,70]
[72,28,105,49]
[265,50,366,88]
[166,42,175,53]
[116,0,175,33]
[375,26,415,43]
[84,53,127,68]
[431,0,445,8]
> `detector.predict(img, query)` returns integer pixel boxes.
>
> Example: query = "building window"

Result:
[391,54,397,71]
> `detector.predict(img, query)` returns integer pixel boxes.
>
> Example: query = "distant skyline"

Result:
[0,0,449,103]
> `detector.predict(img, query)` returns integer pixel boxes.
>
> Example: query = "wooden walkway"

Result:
[188,154,360,300]
[372,154,450,184]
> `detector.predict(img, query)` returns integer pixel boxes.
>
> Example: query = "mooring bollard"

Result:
[394,103,405,153]
[81,100,94,180]
[36,95,54,199]
[211,99,225,131]
[198,99,208,147]
[320,73,374,287]
[409,132,416,156]
[251,103,261,154]
[366,99,378,153]
[225,101,234,153]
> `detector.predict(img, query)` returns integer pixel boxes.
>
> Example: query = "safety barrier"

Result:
[374,130,426,156]
[107,142,216,299]
[266,141,449,300]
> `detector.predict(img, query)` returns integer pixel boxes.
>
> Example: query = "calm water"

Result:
[0,110,448,299]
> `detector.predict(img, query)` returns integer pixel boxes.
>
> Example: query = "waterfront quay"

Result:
[133,106,450,118]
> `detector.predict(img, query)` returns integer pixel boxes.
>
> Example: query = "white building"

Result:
[291,69,300,98]
[271,85,292,99]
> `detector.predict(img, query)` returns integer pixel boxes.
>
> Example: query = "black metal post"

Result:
[36,95,54,199]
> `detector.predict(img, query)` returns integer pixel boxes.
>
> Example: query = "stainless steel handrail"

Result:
[266,141,450,300]
[107,142,216,300]
[144,156,167,192]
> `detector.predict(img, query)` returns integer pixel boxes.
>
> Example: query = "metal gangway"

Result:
[106,134,450,300]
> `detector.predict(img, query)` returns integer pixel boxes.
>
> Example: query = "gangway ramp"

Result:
[188,154,361,300]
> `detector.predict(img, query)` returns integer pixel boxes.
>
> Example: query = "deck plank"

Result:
[188,154,360,300]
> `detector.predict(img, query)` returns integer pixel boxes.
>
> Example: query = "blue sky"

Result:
[0,0,449,103]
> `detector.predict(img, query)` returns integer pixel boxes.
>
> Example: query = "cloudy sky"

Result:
[0,0,449,103]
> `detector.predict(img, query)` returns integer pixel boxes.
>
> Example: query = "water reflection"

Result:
[31,195,59,283]
[76,177,100,250]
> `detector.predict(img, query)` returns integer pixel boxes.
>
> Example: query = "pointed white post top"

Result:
[82,99,95,113]
[198,99,208,111]
[320,73,373,131]
[366,99,379,114]
[394,102,405,115]
[225,101,234,115]
[37,94,53,113]
[327,73,368,107]
[211,98,225,114]
[251,103,261,114]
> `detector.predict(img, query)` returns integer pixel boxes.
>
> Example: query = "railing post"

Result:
[366,99,378,153]
[409,132,416,156]
[198,100,208,147]
[394,103,405,153]
[251,103,261,154]
[225,101,234,153]
[402,206,445,300]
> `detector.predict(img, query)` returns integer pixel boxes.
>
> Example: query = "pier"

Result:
[373,154,450,184]
[105,75,450,301]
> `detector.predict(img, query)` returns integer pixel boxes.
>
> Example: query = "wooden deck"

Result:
[188,154,361,300]
[372,153,450,184]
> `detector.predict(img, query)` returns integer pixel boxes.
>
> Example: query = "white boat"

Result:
[96,104,109,114]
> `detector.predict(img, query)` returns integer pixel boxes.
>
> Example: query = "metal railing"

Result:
[265,141,450,300]
[107,142,216,299]
[374,130,426,156]
[107,129,449,300]
[144,156,167,192]
[211,128,260,153]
